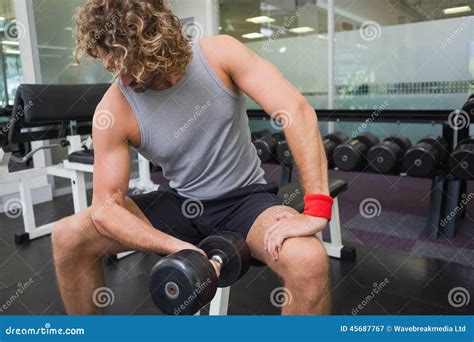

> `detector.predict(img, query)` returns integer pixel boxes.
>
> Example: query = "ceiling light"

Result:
[242,32,264,39]
[260,27,274,37]
[443,5,471,14]
[246,16,275,24]
[2,40,19,46]
[290,27,315,34]
[4,49,20,55]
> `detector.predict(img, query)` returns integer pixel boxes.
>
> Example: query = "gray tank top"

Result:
[118,41,266,200]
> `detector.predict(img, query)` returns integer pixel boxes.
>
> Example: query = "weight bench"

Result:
[1,83,158,245]
[200,178,354,316]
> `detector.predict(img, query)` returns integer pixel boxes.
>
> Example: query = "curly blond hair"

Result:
[74,0,192,85]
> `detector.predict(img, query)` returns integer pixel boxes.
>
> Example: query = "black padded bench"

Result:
[68,150,95,165]
[278,179,348,213]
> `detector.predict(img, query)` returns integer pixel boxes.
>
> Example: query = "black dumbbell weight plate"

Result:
[356,132,380,150]
[324,132,349,146]
[449,138,474,180]
[150,250,217,315]
[333,142,363,171]
[368,141,401,174]
[388,135,412,152]
[403,143,437,178]
[276,140,292,166]
[198,231,252,288]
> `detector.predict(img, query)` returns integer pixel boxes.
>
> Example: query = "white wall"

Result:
[169,0,220,37]
[246,16,473,111]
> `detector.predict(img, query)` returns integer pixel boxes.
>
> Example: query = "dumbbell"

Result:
[253,131,285,163]
[276,131,349,166]
[449,137,474,180]
[368,135,412,174]
[403,135,448,178]
[333,132,380,171]
[324,132,350,167]
[463,95,474,116]
[149,231,251,315]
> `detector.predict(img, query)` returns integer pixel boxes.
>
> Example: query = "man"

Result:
[53,0,332,315]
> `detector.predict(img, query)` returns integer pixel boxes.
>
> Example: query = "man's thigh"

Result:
[245,205,327,274]
[129,189,203,244]
[245,205,298,264]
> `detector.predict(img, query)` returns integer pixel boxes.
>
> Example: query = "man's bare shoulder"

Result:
[96,83,130,114]
[93,83,136,142]
[200,34,246,56]
[200,35,255,72]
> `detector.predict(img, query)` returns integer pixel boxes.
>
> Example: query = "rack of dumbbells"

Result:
[248,95,473,239]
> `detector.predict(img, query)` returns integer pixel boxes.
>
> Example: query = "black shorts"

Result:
[130,183,283,244]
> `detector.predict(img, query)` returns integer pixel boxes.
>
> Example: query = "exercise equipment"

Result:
[253,130,285,163]
[276,131,349,167]
[149,231,251,315]
[403,135,448,178]
[332,132,380,171]
[449,137,474,180]
[150,178,353,317]
[276,138,291,166]
[368,135,412,174]
[324,132,350,167]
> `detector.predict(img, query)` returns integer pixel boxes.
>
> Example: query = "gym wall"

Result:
[246,16,473,140]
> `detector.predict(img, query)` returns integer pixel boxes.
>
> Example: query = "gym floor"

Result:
[1,167,472,315]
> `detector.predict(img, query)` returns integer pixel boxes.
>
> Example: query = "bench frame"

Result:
[1,133,159,245]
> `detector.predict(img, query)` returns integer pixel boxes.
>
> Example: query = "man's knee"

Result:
[279,237,329,284]
[52,210,97,261]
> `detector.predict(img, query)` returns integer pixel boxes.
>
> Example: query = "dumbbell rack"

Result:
[248,106,473,240]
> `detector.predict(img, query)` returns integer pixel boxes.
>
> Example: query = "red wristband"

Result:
[304,194,334,220]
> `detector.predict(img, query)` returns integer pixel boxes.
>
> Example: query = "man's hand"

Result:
[264,212,328,261]
[178,242,221,277]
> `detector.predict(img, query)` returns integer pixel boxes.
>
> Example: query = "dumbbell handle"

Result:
[209,255,223,277]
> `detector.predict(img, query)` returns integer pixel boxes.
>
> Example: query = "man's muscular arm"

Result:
[205,35,329,260]
[90,85,200,255]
